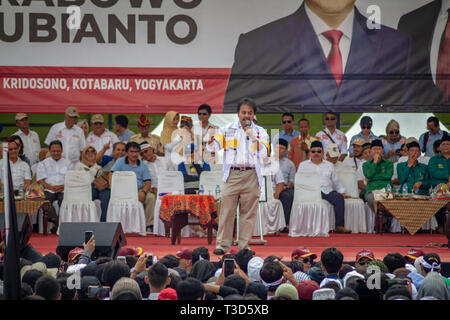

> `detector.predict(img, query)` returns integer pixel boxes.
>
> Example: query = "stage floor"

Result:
[29,232,450,262]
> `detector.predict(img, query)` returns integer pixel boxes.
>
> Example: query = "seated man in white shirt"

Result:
[298,141,352,234]
[0,138,32,194]
[37,140,73,229]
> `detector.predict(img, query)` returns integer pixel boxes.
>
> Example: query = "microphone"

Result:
[245,120,251,140]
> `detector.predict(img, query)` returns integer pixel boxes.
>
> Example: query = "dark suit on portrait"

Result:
[397,0,446,107]
[223,3,412,113]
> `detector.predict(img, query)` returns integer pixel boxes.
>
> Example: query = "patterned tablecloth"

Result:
[159,195,218,227]
[0,199,49,216]
[378,199,449,235]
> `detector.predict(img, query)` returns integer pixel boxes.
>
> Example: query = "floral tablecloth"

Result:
[159,195,218,227]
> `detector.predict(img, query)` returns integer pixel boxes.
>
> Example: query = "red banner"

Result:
[0,66,230,114]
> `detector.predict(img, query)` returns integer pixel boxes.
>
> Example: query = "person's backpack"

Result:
[422,131,448,153]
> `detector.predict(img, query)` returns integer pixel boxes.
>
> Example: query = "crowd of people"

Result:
[0,240,449,300]
[2,106,448,235]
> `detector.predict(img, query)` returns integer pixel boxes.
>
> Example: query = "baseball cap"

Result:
[15,113,28,121]
[67,247,84,262]
[291,248,317,260]
[158,288,178,300]
[421,253,441,271]
[296,280,319,300]
[176,248,193,260]
[117,247,143,257]
[65,106,79,117]
[91,114,104,124]
[326,143,340,158]
[406,137,418,144]
[360,116,373,127]
[404,249,424,260]
[139,141,152,151]
[355,249,375,262]
[352,137,365,146]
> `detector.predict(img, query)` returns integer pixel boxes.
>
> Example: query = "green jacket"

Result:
[428,154,450,188]
[397,161,429,195]
[363,158,393,195]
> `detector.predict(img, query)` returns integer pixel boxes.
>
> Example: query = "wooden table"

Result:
[0,198,50,235]
[376,198,450,235]
[159,194,218,245]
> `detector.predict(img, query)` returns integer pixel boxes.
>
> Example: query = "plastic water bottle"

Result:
[215,185,221,199]
[18,184,24,198]
[199,184,204,195]
[386,183,392,193]
[402,184,408,194]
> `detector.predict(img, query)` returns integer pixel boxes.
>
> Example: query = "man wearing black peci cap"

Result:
[363,139,394,213]
[298,140,352,233]
[396,141,430,195]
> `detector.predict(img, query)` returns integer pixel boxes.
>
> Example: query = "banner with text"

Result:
[0,0,448,113]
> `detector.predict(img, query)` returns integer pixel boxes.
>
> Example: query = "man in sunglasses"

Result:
[298,140,352,234]
[355,249,374,270]
[382,120,406,163]
[349,116,378,157]
[315,111,348,162]
[194,104,216,164]
[272,113,299,149]
[291,248,317,272]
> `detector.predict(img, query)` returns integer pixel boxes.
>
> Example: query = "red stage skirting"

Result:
[29,233,450,262]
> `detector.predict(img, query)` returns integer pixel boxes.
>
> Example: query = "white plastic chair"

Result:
[253,174,286,236]
[289,171,330,237]
[153,171,186,237]
[59,171,99,227]
[106,171,146,235]
[336,169,367,233]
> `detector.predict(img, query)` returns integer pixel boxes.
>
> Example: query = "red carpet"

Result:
[29,232,450,262]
